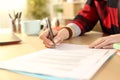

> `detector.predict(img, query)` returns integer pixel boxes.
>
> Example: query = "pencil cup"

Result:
[11,20,17,33]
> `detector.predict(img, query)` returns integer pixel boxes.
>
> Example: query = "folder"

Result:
[113,43,120,50]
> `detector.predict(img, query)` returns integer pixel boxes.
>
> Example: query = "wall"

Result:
[49,0,87,25]
[0,0,26,28]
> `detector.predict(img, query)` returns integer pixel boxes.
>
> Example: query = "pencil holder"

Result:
[17,19,21,33]
[11,20,17,33]
[9,11,22,33]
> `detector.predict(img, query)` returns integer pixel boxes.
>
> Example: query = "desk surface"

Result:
[0,31,120,80]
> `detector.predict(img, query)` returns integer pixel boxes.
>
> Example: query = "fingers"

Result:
[54,36,63,46]
[102,44,113,49]
[89,37,113,49]
[40,34,53,48]
[42,36,62,48]
[39,29,63,48]
[43,38,54,48]
[39,29,53,48]
[89,37,106,48]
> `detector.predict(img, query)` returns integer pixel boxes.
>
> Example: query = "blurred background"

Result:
[0,0,93,29]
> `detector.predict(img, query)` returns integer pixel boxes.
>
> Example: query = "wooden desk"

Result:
[0,31,120,80]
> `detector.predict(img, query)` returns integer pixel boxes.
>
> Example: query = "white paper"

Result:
[0,44,115,80]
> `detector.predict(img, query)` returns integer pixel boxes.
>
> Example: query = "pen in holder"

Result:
[9,12,18,33]
[9,11,22,33]
[17,12,22,33]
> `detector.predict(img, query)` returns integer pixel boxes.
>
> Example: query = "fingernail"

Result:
[94,47,98,49]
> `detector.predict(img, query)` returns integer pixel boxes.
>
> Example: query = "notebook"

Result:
[0,33,21,45]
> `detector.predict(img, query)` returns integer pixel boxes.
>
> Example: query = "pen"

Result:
[46,18,56,47]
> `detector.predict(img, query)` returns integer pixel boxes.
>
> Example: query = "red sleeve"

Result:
[71,2,99,35]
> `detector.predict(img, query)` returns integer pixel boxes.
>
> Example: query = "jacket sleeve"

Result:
[70,0,99,35]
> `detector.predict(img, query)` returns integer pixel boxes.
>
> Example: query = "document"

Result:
[0,44,115,80]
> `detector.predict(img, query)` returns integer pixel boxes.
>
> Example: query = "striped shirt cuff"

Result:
[66,23,81,37]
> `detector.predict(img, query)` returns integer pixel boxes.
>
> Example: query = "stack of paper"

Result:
[0,44,115,80]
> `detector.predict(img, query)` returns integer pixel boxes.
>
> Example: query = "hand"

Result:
[89,34,120,49]
[39,28,69,48]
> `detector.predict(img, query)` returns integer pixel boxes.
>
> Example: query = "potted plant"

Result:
[55,7,63,13]
[55,7,63,19]
[25,0,49,19]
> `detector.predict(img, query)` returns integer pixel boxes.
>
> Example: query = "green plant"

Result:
[55,7,63,13]
[25,0,49,19]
